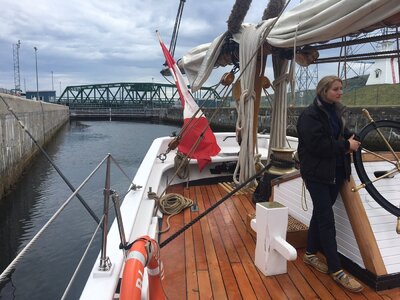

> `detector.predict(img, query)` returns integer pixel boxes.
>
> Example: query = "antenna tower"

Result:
[13,40,21,92]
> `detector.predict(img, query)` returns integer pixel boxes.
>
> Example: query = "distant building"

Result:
[25,90,56,102]
[366,42,399,85]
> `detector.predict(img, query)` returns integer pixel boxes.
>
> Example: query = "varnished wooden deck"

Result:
[160,182,400,299]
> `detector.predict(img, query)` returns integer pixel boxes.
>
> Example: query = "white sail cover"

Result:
[267,0,400,47]
[181,0,400,90]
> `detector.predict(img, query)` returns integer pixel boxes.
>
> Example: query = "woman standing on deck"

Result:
[296,75,363,293]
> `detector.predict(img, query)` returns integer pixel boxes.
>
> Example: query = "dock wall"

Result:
[0,93,69,199]
[162,106,400,134]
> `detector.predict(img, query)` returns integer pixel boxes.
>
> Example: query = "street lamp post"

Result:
[34,47,39,101]
[51,71,54,91]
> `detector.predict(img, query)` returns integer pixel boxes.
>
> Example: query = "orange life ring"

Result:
[120,236,165,300]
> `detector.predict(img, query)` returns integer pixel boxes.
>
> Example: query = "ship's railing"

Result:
[62,153,136,299]
[0,153,134,300]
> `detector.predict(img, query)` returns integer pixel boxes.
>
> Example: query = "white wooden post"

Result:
[251,202,297,276]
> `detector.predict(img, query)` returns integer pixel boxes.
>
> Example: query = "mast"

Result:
[169,0,186,57]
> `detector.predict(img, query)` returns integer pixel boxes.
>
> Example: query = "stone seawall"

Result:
[0,93,69,199]
[162,106,400,134]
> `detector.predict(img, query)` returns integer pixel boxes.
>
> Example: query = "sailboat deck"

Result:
[160,181,400,299]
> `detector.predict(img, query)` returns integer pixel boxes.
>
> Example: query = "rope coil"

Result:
[157,193,193,233]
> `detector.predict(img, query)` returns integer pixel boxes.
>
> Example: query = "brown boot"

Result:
[303,254,328,274]
[331,270,363,293]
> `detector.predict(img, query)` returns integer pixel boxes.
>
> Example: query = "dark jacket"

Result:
[296,97,352,184]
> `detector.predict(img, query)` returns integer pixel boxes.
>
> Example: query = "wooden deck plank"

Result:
[225,198,256,256]
[160,184,186,300]
[231,262,257,299]
[196,185,228,299]
[202,187,240,264]
[237,193,257,215]
[214,185,255,248]
[197,270,213,300]
[183,187,200,300]
[196,186,242,299]
[208,185,271,299]
[360,290,385,300]
[214,187,258,265]
[258,276,289,300]
[190,187,208,272]
[162,182,400,299]
[304,256,379,300]
[230,195,249,223]
[307,266,352,300]
[275,273,304,300]
[377,289,400,299]
[287,261,319,299]
[292,251,336,300]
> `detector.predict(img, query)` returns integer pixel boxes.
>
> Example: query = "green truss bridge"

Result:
[52,82,223,119]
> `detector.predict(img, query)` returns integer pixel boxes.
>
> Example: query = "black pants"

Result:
[305,172,345,273]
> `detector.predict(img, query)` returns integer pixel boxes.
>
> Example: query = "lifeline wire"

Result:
[0,154,108,283]
[0,95,100,224]
[61,215,105,300]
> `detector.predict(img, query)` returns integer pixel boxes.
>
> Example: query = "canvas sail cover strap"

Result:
[181,0,400,90]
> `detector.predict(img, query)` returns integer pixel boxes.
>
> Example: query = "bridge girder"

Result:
[54,82,221,108]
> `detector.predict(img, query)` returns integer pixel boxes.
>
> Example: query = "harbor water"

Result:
[0,120,179,299]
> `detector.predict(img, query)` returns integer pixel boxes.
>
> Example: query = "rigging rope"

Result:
[160,0,292,192]
[158,78,234,197]
[157,193,193,234]
[232,0,292,186]
[301,181,308,211]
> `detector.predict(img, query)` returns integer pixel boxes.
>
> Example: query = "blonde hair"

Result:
[316,76,342,100]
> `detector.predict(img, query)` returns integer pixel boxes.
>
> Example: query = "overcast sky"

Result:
[1,0,307,94]
[2,0,382,96]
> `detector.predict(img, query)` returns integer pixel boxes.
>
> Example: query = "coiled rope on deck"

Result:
[157,193,193,233]
[159,162,270,248]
